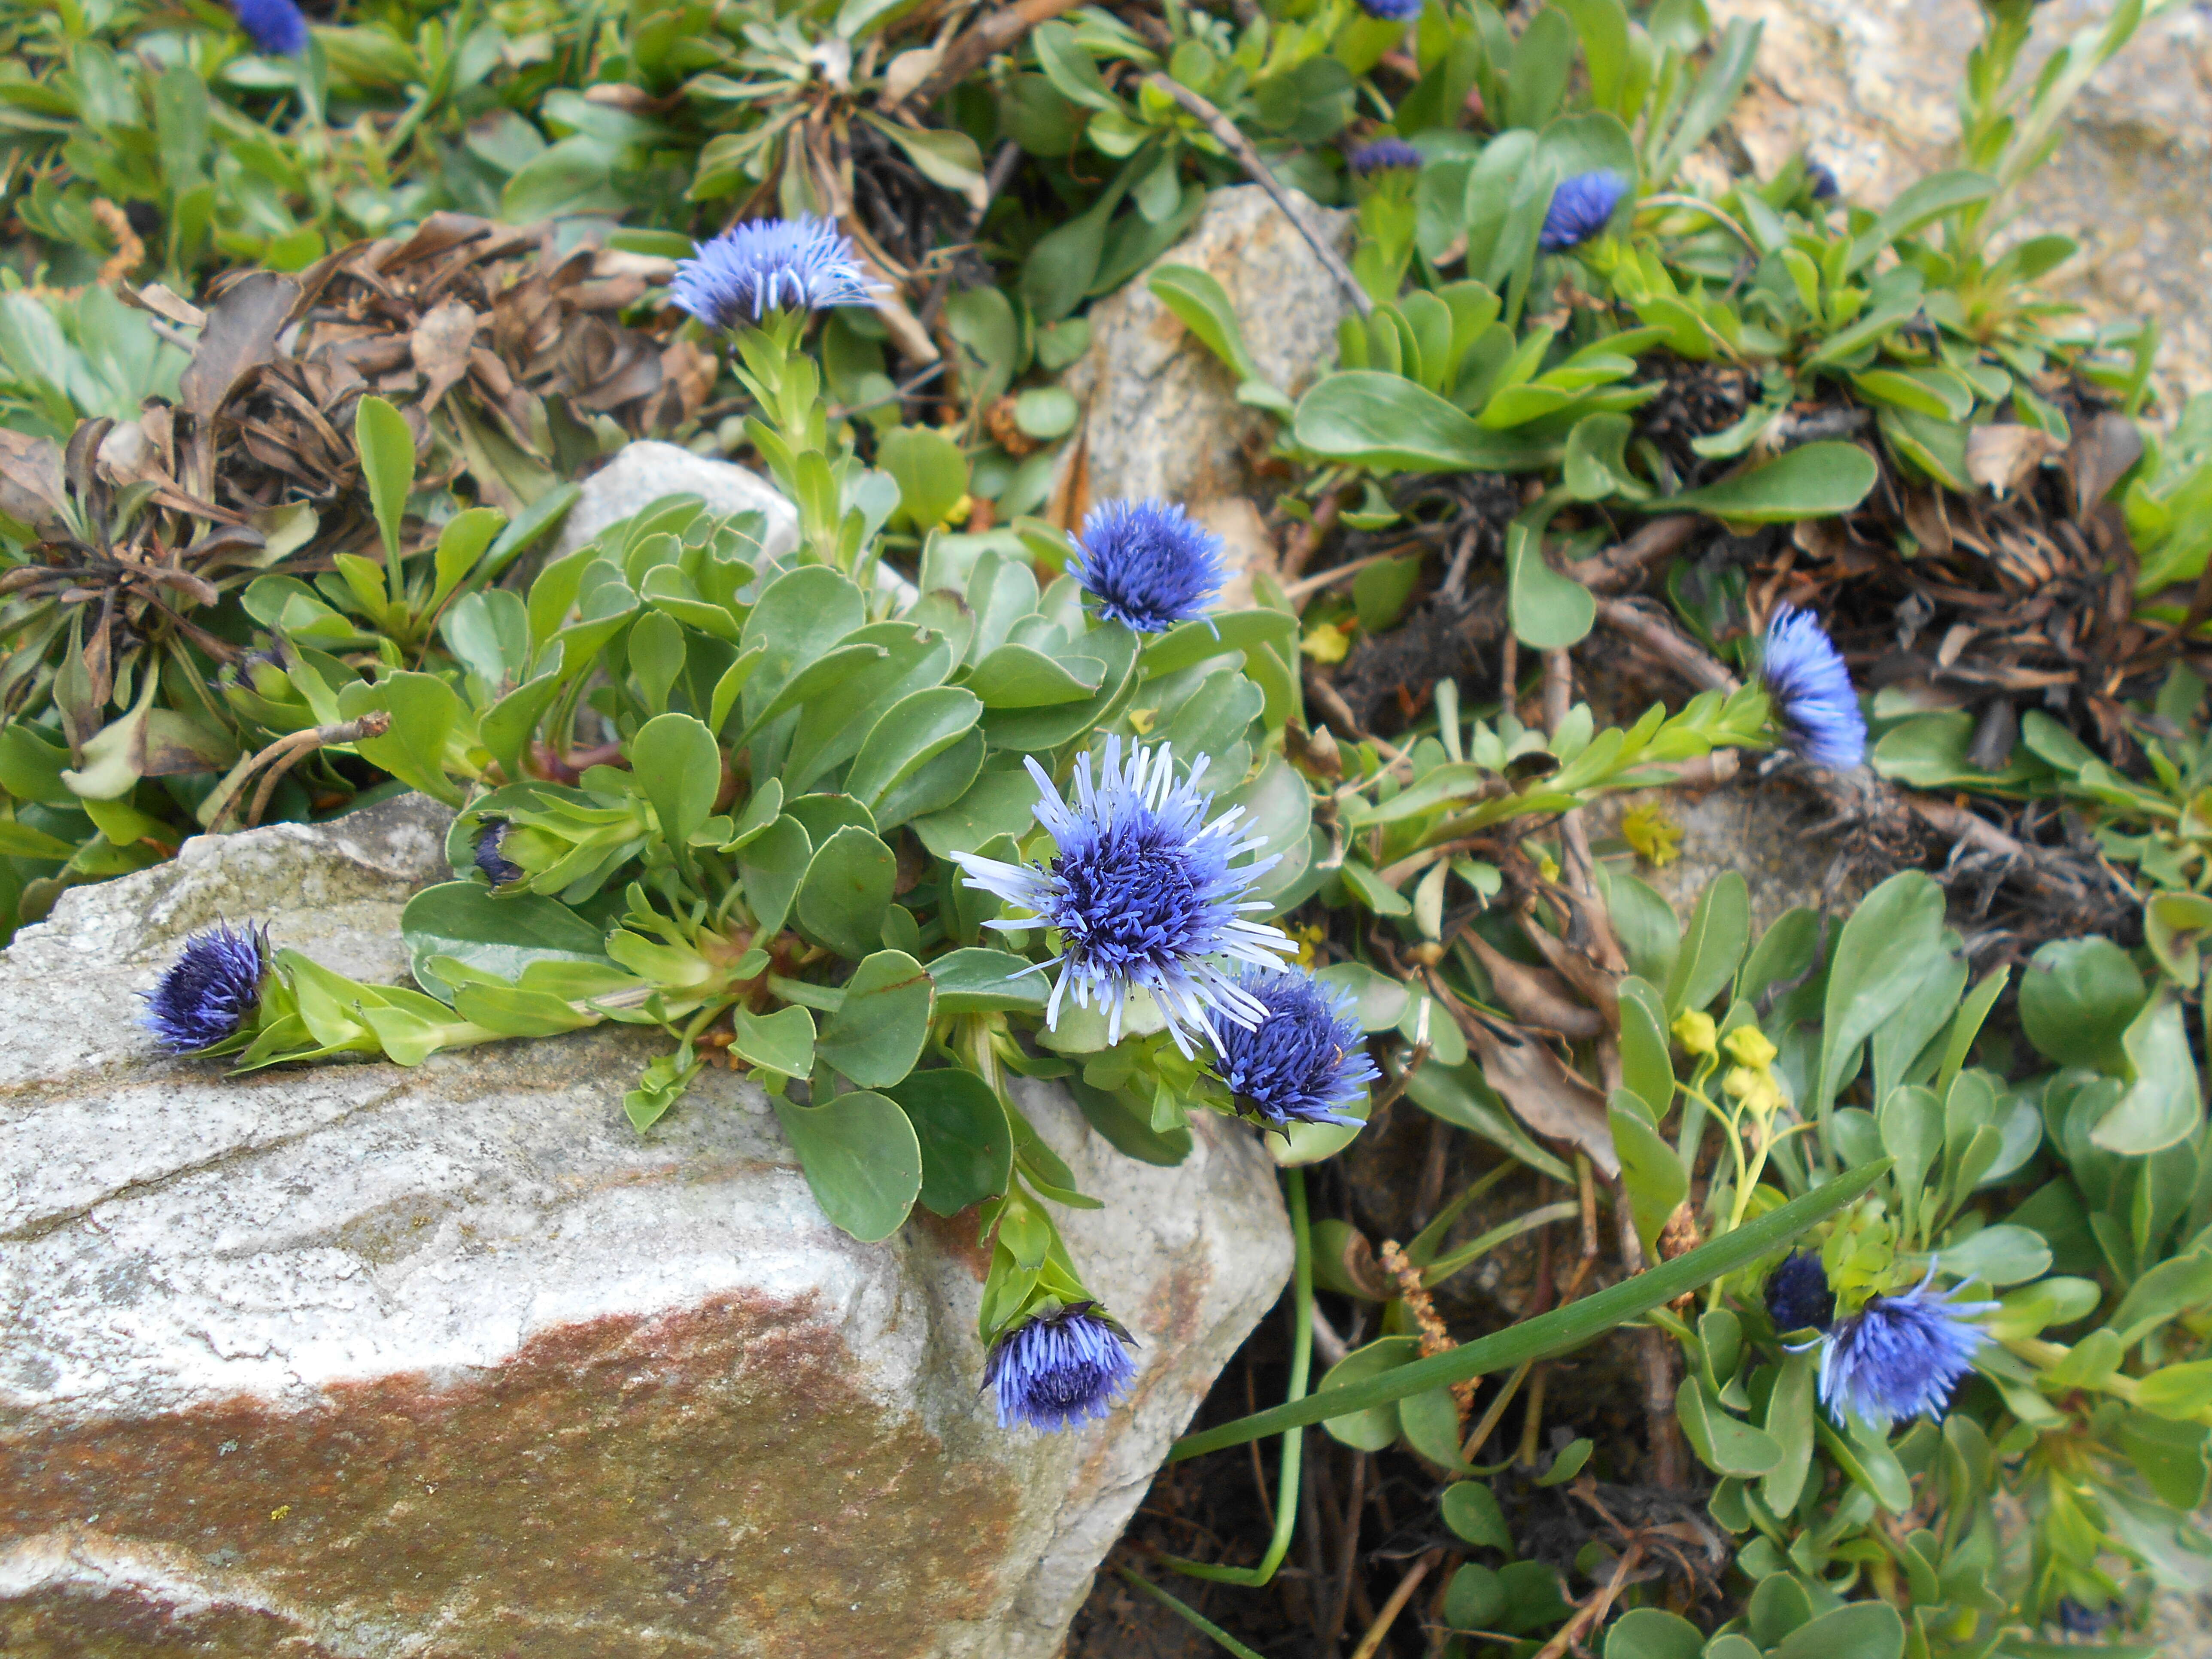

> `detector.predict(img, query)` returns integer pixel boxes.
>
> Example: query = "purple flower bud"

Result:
[1354,0,1424,19]
[229,0,309,56]
[473,820,524,888]
[1210,968,1377,1130]
[1349,139,1425,175]
[143,923,269,1053]
[1764,1251,1835,1333]
[984,1303,1138,1431]
[1539,170,1629,252]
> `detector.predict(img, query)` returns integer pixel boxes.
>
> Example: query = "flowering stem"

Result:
[1160,1166,1312,1586]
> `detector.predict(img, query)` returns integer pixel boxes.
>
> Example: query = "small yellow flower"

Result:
[270,1505,292,1522]
[1127,707,1158,735]
[1621,803,1684,868]
[1300,621,1353,664]
[1292,922,1328,968]
[1672,1010,1717,1056]
[1723,1025,1778,1071]
[943,494,974,527]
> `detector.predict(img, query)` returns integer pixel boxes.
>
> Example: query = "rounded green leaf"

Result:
[2020,935,2145,1070]
[887,1068,1014,1216]
[730,1005,816,1079]
[794,826,896,960]
[817,950,935,1088]
[1444,1563,1504,1632]
[847,687,984,811]
[1316,1336,1421,1451]
[1013,385,1079,440]
[1441,1480,1512,1550]
[401,882,612,1002]
[880,425,970,531]
[1662,442,1878,524]
[774,1091,923,1243]
[1607,1610,1703,1659]
[630,712,720,852]
[928,947,1049,1014]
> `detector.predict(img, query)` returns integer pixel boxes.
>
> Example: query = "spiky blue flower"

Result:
[953,737,1294,1054]
[143,923,268,1053]
[474,820,523,887]
[229,0,309,55]
[1760,604,1867,770]
[984,1303,1138,1432]
[1764,1251,1835,1333]
[1355,0,1425,19]
[1539,170,1628,251]
[1211,968,1378,1130]
[1070,500,1225,635]
[1349,139,1425,175]
[669,216,879,330]
[1817,1272,1995,1430]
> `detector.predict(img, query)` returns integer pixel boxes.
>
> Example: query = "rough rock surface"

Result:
[555,439,802,562]
[1051,185,1357,540]
[0,796,1294,1657]
[1710,0,2212,404]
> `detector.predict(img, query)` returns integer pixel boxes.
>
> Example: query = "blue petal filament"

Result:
[1070,500,1226,635]
[1760,604,1868,770]
[669,216,880,330]
[952,737,1294,1055]
[985,1304,1138,1432]
[1211,967,1378,1129]
[143,923,269,1052]
[1817,1272,1994,1430]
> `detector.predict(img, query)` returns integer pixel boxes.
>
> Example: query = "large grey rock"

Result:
[1052,185,1356,538]
[0,796,1293,1656]
[556,439,802,562]
[1709,0,2212,405]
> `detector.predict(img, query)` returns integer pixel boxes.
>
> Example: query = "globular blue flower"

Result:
[984,1303,1139,1432]
[1354,0,1425,19]
[2054,1599,2112,1637]
[669,216,879,330]
[1760,604,1868,770]
[142,922,268,1053]
[953,737,1295,1054]
[229,0,309,55]
[1211,968,1378,1130]
[474,819,523,887]
[1817,1271,1996,1430]
[1349,139,1425,175]
[1539,170,1628,251]
[1764,1251,1835,1333]
[1070,500,1225,635]
[1805,160,1841,202]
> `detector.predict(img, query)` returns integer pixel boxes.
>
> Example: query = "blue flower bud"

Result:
[984,1302,1137,1431]
[1354,0,1424,19]
[1349,139,1425,176]
[229,0,309,55]
[1210,967,1377,1130]
[1816,1273,1995,1430]
[143,923,269,1053]
[1540,171,1628,252]
[1764,1251,1835,1333]
[1759,604,1867,770]
[473,820,524,888]
[1070,499,1225,635]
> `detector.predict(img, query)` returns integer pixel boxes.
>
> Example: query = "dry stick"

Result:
[1281,489,1343,580]
[916,140,1024,332]
[1299,1444,1334,1645]
[1281,546,1411,605]
[1139,73,1374,318]
[1528,1540,1646,1659]
[1348,1550,1443,1659]
[207,712,393,832]
[1328,1451,1370,1652]
[1565,515,1699,594]
[894,0,1086,111]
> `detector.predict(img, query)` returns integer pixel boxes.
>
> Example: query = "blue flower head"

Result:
[953,737,1295,1055]
[1817,1271,1995,1430]
[1760,604,1867,770]
[984,1302,1138,1432]
[1805,160,1841,202]
[1070,500,1225,635]
[474,820,524,887]
[1349,139,1425,176]
[1211,968,1378,1130]
[1540,171,1628,251]
[1355,0,1424,19]
[1764,1251,1835,1333]
[230,0,309,55]
[670,216,879,330]
[143,923,269,1053]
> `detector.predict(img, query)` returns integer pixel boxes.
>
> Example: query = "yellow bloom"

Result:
[1621,803,1684,868]
[1672,1010,1717,1056]
[1300,621,1353,664]
[1723,1025,1778,1072]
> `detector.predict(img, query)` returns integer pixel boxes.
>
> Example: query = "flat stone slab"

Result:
[0,796,1293,1656]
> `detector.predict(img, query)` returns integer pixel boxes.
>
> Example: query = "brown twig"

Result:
[1280,489,1343,580]
[1595,596,1741,693]
[1281,546,1413,604]
[917,140,1024,331]
[893,0,1087,111]
[1140,73,1373,317]
[1348,1549,1443,1659]
[1330,1452,1369,1650]
[1566,515,1700,593]
[1528,1540,1645,1659]
[208,713,393,832]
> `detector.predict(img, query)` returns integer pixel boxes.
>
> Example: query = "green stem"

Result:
[1115,1568,1266,1659]
[1159,1167,1313,1587]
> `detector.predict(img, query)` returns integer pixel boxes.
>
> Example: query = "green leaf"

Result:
[630,712,720,853]
[846,687,984,811]
[1769,1602,1905,1659]
[2021,936,2145,1071]
[888,1068,1014,1216]
[2094,991,2203,1154]
[817,950,935,1088]
[879,425,970,532]
[775,1090,923,1243]
[1612,1097,1687,1257]
[1607,1610,1702,1659]
[354,394,416,574]
[1506,517,1594,649]
[964,643,1105,707]
[1172,1158,1887,1458]
[1316,1336,1421,1450]
[1814,871,1948,1122]
[400,882,613,1002]
[341,672,468,806]
[794,825,896,959]
[929,947,1049,1014]
[1759,1348,1818,1512]
[1149,263,1267,386]
[1294,371,1557,473]
[1664,870,1748,1015]
[1677,1376,1781,1476]
[1662,443,1877,523]
[1441,1480,1513,1550]
[731,1004,816,1079]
